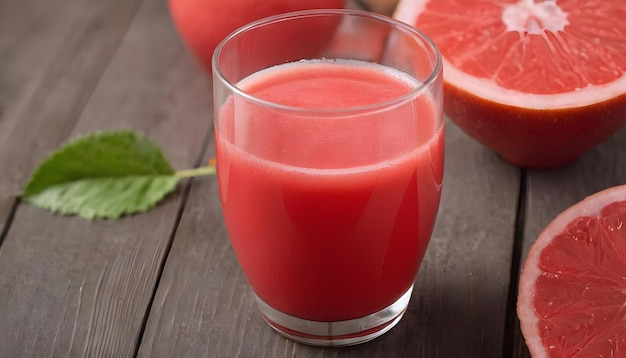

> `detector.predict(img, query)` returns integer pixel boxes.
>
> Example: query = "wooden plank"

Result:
[138,119,521,357]
[0,0,86,141]
[0,0,141,233]
[512,127,626,357]
[0,0,213,356]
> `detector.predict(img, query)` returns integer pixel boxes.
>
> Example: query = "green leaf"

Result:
[25,175,179,219]
[22,130,180,219]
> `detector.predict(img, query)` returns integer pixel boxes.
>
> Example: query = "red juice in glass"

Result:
[216,59,444,322]
[212,9,442,346]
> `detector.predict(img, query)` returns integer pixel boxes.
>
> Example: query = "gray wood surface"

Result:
[0,0,212,356]
[137,120,521,358]
[0,0,141,228]
[512,127,626,358]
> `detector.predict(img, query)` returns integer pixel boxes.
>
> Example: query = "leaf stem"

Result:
[175,166,216,179]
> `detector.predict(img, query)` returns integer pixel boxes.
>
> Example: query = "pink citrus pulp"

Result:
[394,0,626,168]
[517,184,626,357]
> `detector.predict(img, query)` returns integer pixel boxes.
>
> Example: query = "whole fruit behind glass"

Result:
[168,0,345,74]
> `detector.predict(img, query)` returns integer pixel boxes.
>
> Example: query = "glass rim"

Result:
[212,8,442,115]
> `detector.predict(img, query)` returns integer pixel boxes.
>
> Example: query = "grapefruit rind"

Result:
[517,184,626,358]
[393,0,626,110]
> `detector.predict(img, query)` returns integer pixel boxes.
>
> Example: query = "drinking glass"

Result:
[212,9,443,346]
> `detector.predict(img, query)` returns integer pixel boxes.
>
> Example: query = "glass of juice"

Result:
[212,9,443,346]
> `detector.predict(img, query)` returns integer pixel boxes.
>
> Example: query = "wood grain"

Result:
[0,0,88,142]
[0,0,213,356]
[512,127,626,357]
[137,119,521,357]
[0,0,141,238]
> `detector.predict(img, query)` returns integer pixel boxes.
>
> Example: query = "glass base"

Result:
[255,284,413,347]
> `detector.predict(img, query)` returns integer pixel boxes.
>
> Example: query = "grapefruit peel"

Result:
[393,0,626,167]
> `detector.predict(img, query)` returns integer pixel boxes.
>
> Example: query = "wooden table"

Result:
[1,1,625,357]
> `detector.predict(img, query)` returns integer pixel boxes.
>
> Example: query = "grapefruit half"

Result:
[517,184,626,357]
[394,0,626,168]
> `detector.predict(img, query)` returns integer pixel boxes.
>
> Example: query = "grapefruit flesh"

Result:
[394,0,626,168]
[517,185,626,357]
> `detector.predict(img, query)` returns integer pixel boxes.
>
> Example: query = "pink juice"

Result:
[216,59,444,322]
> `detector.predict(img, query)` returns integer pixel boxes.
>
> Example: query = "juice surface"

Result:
[216,59,444,321]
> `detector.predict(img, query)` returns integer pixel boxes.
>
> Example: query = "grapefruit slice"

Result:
[394,0,626,168]
[517,184,626,357]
